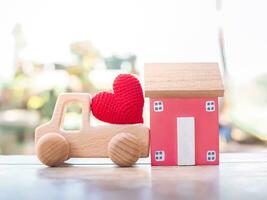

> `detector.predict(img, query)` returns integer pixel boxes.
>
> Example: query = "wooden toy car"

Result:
[35,93,149,167]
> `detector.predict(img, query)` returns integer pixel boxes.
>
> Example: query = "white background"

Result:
[0,0,267,82]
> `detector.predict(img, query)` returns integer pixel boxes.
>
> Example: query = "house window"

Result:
[155,150,165,161]
[205,101,215,112]
[207,150,216,162]
[154,101,164,112]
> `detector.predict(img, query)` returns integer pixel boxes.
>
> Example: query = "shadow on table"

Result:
[37,165,151,199]
[151,166,220,199]
[36,165,219,200]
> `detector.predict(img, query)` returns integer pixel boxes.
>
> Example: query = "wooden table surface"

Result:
[1,153,267,200]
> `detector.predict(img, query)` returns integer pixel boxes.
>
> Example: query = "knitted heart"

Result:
[91,74,144,124]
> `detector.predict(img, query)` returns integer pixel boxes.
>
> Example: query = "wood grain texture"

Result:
[36,133,70,166]
[2,153,267,200]
[35,93,149,162]
[108,132,140,167]
[144,63,224,97]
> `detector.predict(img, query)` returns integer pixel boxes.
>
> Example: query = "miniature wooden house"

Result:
[144,63,224,166]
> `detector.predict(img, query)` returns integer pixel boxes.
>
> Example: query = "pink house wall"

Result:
[150,97,219,166]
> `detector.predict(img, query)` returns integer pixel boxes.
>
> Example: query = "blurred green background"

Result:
[1,0,267,154]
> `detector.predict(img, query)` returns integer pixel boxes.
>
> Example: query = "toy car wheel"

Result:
[36,133,70,167]
[108,132,140,167]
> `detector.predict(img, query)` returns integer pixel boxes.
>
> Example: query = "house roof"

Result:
[144,63,224,98]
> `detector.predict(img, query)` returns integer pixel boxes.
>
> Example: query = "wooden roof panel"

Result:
[144,63,224,97]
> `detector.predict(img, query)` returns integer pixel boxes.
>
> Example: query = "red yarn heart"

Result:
[91,74,144,124]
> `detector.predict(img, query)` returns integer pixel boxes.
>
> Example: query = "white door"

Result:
[177,117,195,166]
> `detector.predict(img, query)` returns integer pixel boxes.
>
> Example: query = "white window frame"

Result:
[207,150,216,162]
[154,101,164,112]
[205,101,215,112]
[155,150,165,161]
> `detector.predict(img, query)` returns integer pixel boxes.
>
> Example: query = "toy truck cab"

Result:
[35,93,149,167]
